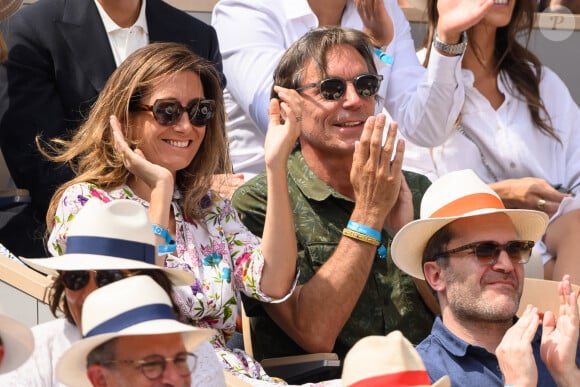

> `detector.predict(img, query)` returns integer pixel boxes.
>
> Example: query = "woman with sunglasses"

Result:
[0,199,226,386]
[402,0,580,284]
[40,42,302,382]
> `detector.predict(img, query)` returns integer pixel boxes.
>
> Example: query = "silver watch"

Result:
[433,31,467,56]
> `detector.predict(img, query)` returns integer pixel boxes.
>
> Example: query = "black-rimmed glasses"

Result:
[430,240,535,266]
[102,352,197,380]
[60,270,135,291]
[296,74,383,101]
[133,98,215,126]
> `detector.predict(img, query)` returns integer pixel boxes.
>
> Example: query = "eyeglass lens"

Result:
[298,74,382,101]
[151,99,215,126]
[138,352,196,380]
[472,241,533,264]
[61,270,127,291]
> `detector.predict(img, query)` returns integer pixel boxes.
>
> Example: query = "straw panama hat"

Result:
[0,307,34,374]
[56,275,216,387]
[0,0,22,21]
[342,331,450,387]
[21,199,193,286]
[391,169,548,280]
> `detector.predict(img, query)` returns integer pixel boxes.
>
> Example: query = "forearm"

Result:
[260,164,297,299]
[265,234,377,353]
[146,177,174,266]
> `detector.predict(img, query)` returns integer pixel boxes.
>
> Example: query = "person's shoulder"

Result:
[147,0,214,30]
[232,172,268,202]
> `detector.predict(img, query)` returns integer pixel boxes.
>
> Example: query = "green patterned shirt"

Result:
[232,150,434,361]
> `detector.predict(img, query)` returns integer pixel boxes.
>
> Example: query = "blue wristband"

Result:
[372,47,394,65]
[347,221,382,242]
[152,224,176,255]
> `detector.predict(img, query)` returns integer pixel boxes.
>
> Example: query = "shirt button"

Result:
[510,162,516,168]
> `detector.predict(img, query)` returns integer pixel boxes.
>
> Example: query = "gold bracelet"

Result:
[342,228,380,247]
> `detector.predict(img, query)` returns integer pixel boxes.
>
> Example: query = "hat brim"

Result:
[56,321,215,387]
[0,314,34,374]
[20,255,194,286]
[391,208,548,279]
[433,375,451,387]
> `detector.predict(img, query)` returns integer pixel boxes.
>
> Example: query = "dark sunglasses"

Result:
[133,98,215,126]
[60,270,134,291]
[431,240,535,266]
[295,74,383,101]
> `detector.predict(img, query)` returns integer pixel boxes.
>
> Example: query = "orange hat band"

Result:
[349,370,431,387]
[429,193,504,218]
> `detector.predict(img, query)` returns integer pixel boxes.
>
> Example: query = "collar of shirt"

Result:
[94,0,149,65]
[288,149,352,202]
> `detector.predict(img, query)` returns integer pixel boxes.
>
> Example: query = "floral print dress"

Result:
[48,182,297,383]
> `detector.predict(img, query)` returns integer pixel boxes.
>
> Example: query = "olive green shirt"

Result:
[232,150,434,361]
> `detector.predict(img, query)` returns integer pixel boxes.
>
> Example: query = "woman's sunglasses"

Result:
[295,74,383,101]
[133,98,215,126]
[60,270,135,291]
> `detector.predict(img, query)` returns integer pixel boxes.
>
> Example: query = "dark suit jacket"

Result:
[0,0,224,256]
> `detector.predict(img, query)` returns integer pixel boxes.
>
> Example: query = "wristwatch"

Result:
[433,31,468,56]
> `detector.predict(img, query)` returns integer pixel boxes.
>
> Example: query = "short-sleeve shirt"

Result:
[232,149,435,361]
[417,316,580,386]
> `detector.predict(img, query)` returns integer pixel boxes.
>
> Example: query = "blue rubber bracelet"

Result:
[347,221,382,242]
[372,47,394,65]
[152,224,175,244]
[158,243,177,254]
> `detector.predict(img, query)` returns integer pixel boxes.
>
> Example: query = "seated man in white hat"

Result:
[391,169,580,386]
[0,308,33,375]
[0,199,226,386]
[56,275,215,387]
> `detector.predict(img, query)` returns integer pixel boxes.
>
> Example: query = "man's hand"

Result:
[355,0,394,48]
[540,275,580,386]
[497,305,540,387]
[350,115,404,230]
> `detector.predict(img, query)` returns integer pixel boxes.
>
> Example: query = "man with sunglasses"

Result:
[391,169,580,386]
[56,275,216,387]
[232,27,437,370]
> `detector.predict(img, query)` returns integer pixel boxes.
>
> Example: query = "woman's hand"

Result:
[490,177,570,217]
[436,0,494,43]
[264,86,302,171]
[354,0,394,49]
[110,115,174,190]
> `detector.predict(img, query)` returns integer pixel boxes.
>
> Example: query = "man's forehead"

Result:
[448,213,519,240]
[304,44,370,79]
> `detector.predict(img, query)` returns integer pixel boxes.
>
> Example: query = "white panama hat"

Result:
[56,275,215,387]
[21,199,193,286]
[342,331,450,387]
[391,169,548,280]
[0,307,34,374]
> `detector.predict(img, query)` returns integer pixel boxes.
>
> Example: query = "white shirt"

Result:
[94,0,149,66]
[403,57,580,263]
[0,318,227,387]
[212,0,464,178]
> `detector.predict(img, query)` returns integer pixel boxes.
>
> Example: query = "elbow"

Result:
[293,323,337,354]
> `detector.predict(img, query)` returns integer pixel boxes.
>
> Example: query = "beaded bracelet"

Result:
[345,221,388,260]
[152,224,176,254]
[347,221,382,241]
[342,228,380,247]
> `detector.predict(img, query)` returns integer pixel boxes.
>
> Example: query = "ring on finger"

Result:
[537,198,546,210]
[295,115,302,122]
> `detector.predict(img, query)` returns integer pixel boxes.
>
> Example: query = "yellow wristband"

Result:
[342,228,380,247]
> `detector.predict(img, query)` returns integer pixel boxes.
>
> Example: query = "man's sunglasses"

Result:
[133,98,215,126]
[295,74,383,101]
[60,270,135,291]
[431,240,535,266]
